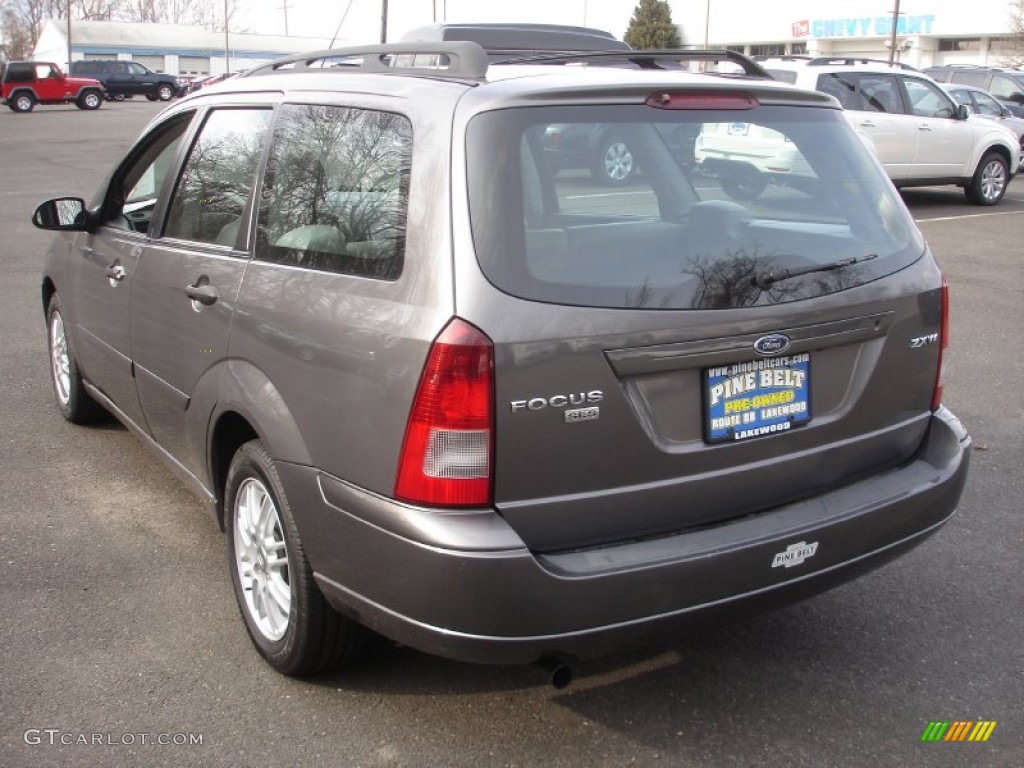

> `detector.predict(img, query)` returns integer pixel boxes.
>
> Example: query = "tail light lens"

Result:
[932,277,949,411]
[395,318,494,507]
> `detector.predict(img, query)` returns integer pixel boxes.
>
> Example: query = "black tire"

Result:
[721,168,768,200]
[145,94,158,101]
[591,133,635,186]
[76,90,102,110]
[225,440,364,676]
[9,92,34,113]
[46,294,104,423]
[156,83,174,101]
[965,151,1009,206]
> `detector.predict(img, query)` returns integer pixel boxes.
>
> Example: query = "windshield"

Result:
[466,103,923,309]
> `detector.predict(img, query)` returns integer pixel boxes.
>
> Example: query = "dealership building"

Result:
[676,0,1021,68]
[32,19,334,80]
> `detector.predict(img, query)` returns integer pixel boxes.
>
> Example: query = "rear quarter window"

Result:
[254,103,411,280]
[467,103,923,309]
[4,64,35,83]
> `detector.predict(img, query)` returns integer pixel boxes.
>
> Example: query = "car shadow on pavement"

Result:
[307,585,899,698]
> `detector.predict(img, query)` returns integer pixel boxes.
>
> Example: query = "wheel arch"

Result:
[199,360,314,529]
[8,87,37,102]
[978,142,1013,172]
[41,277,56,317]
[208,411,259,530]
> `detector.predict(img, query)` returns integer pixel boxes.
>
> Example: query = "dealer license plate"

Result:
[704,354,812,443]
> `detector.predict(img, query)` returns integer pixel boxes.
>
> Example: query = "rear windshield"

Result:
[466,103,923,309]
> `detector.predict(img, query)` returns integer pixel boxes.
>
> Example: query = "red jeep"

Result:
[1,61,105,112]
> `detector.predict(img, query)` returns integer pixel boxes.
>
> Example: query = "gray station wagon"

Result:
[33,35,970,682]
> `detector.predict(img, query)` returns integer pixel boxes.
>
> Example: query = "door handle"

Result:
[859,120,876,128]
[185,281,218,306]
[105,264,126,284]
[918,124,933,131]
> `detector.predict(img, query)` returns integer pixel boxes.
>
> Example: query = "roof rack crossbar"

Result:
[492,49,770,78]
[244,41,490,80]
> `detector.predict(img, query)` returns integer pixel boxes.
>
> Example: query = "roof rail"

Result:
[929,63,1023,72]
[753,55,812,61]
[493,49,770,78]
[244,41,490,80]
[402,22,630,53]
[807,56,920,71]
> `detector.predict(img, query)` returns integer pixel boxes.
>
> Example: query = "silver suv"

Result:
[762,57,1019,205]
[33,37,970,680]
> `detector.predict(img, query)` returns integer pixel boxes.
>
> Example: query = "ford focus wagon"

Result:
[33,35,970,679]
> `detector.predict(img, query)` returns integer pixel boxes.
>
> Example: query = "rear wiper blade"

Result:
[752,253,878,290]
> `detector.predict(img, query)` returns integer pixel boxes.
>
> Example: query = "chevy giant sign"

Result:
[792,15,936,38]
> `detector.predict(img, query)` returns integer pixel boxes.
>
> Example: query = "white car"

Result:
[694,121,814,199]
[762,57,1020,205]
[942,83,1024,161]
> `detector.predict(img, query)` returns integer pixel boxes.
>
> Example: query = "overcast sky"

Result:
[239,0,641,44]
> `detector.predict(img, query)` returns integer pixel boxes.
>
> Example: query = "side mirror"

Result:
[956,104,970,120]
[33,197,89,231]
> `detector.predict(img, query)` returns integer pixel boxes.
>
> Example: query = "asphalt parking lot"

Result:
[1,100,1021,768]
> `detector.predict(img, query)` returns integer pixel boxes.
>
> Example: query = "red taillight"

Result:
[395,318,494,507]
[932,277,950,411]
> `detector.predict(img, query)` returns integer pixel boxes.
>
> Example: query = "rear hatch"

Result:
[463,90,944,553]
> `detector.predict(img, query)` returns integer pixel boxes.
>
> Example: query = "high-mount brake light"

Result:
[932,277,950,411]
[645,91,759,110]
[395,318,494,507]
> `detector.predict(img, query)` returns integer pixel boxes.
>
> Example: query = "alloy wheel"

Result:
[980,159,1007,203]
[49,310,71,407]
[233,477,291,641]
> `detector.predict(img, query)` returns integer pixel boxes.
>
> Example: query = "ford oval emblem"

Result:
[754,333,791,356]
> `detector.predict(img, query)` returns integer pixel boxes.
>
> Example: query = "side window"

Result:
[947,89,972,108]
[990,75,1024,104]
[858,75,904,114]
[128,63,145,75]
[971,90,1004,116]
[6,64,33,82]
[163,108,271,246]
[36,64,58,80]
[816,73,862,110]
[950,71,987,87]
[902,78,956,119]
[255,103,411,279]
[104,113,194,233]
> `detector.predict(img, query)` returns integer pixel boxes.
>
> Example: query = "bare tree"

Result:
[1002,0,1024,67]
[0,0,61,55]
[73,0,118,19]
[1,5,35,58]
[119,0,238,31]
[0,0,238,57]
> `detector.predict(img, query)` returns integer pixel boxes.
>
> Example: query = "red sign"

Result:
[792,19,810,38]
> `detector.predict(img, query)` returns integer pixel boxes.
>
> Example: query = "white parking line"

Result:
[916,207,1024,223]
[564,190,654,199]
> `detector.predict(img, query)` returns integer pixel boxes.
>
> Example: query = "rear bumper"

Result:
[284,407,969,665]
